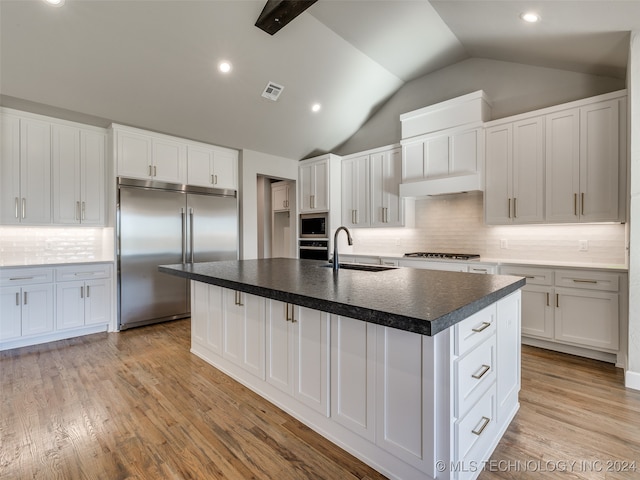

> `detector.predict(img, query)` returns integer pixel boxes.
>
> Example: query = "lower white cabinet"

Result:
[190,280,521,480]
[0,263,112,350]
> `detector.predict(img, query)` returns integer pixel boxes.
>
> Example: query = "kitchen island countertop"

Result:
[159,258,525,336]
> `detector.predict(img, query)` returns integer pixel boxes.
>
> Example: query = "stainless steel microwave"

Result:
[300,213,328,238]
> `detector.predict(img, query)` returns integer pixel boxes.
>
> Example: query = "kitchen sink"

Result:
[320,263,397,272]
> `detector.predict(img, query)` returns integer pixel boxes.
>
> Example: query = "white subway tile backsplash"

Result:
[351,193,626,266]
[0,227,114,266]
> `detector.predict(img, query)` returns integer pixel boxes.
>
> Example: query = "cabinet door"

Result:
[299,163,314,212]
[266,300,294,394]
[223,290,265,378]
[152,138,187,184]
[272,184,289,212]
[187,146,214,187]
[330,315,376,441]
[451,128,480,175]
[223,289,244,364]
[212,150,237,190]
[520,285,554,340]
[22,284,54,336]
[496,292,521,425]
[580,100,619,222]
[294,305,330,416]
[401,141,425,182]
[0,287,22,340]
[116,130,152,179]
[424,133,449,178]
[56,280,86,330]
[84,279,110,326]
[191,282,223,355]
[312,160,329,211]
[20,118,52,224]
[512,117,544,223]
[545,109,580,223]
[52,124,81,224]
[0,114,21,224]
[554,288,619,351]
[484,124,512,224]
[342,155,369,227]
[79,130,106,225]
[370,148,403,227]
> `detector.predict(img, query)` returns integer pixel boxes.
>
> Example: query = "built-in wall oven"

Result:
[299,213,329,260]
[299,239,329,260]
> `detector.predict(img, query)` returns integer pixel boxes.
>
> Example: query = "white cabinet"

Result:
[341,154,369,227]
[115,126,187,184]
[52,124,106,225]
[187,145,237,190]
[271,181,291,212]
[266,299,330,416]
[398,258,469,272]
[0,114,52,225]
[223,289,266,379]
[501,265,621,355]
[191,281,224,356]
[401,126,483,182]
[485,117,545,224]
[545,99,620,223]
[299,157,330,212]
[55,264,112,330]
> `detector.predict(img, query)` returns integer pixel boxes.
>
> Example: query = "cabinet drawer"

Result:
[455,336,496,418]
[554,269,619,292]
[468,264,497,275]
[0,268,54,286]
[56,263,112,281]
[500,266,553,286]
[455,384,497,478]
[454,304,496,356]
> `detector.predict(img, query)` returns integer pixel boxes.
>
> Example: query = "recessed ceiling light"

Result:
[43,0,65,5]
[218,61,232,74]
[520,12,540,23]
[311,103,321,113]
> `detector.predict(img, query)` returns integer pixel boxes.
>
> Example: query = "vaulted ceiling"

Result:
[1,1,638,160]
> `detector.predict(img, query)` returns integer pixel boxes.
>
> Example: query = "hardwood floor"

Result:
[1,320,639,480]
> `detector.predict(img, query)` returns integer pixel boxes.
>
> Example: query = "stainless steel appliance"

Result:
[300,213,328,238]
[403,252,480,260]
[299,239,329,260]
[117,177,238,330]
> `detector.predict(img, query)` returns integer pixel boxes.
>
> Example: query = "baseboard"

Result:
[625,369,640,391]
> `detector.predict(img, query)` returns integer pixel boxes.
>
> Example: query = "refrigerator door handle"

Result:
[189,208,195,263]
[181,207,187,264]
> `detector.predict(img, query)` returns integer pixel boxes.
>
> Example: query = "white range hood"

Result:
[399,172,482,198]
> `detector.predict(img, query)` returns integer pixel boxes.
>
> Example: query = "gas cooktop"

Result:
[403,252,481,261]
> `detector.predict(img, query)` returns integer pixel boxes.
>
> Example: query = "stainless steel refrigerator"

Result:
[117,177,238,330]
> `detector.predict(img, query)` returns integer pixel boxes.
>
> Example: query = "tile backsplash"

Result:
[0,227,115,266]
[349,192,627,266]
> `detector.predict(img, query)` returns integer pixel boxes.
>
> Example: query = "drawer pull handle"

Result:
[9,276,34,281]
[74,272,95,276]
[472,322,491,333]
[472,416,491,436]
[472,364,491,379]
[572,279,598,284]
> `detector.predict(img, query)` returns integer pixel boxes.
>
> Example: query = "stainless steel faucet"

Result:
[332,226,353,271]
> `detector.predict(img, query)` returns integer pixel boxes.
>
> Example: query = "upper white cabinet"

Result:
[271,181,291,212]
[187,145,237,190]
[342,146,403,228]
[52,124,106,225]
[0,113,52,225]
[485,117,545,224]
[299,154,341,213]
[545,99,621,223]
[115,126,186,184]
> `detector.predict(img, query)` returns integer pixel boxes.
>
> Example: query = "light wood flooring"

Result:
[1,319,639,480]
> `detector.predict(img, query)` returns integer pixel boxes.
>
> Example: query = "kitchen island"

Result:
[160,259,524,480]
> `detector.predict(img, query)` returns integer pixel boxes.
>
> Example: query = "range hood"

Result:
[399,172,482,198]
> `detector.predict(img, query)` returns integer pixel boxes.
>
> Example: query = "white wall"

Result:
[239,149,298,260]
[626,32,640,390]
[335,58,625,156]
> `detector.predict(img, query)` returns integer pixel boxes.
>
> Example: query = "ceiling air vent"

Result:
[262,82,284,101]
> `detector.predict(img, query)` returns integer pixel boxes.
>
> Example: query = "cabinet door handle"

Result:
[235,291,243,306]
[546,292,550,306]
[80,286,84,299]
[513,197,517,218]
[81,202,86,220]
[472,321,491,333]
[22,198,26,219]
[148,165,153,176]
[153,166,157,177]
[290,304,296,323]
[573,279,598,284]
[556,293,560,308]
[86,285,90,297]
[23,292,27,305]
[285,303,290,321]
[76,201,81,221]
[471,364,491,379]
[15,292,19,306]
[581,192,585,215]
[214,174,218,185]
[574,193,578,216]
[15,197,19,218]
[508,198,511,218]
[472,416,491,436]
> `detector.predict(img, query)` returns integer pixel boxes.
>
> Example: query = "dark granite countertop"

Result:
[159,258,525,336]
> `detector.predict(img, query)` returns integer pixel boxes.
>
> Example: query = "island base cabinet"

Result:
[190,281,224,355]
[266,300,294,395]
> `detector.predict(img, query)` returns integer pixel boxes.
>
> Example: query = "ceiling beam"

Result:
[255,0,318,35]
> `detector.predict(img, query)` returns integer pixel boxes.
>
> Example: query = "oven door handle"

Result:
[299,246,329,251]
